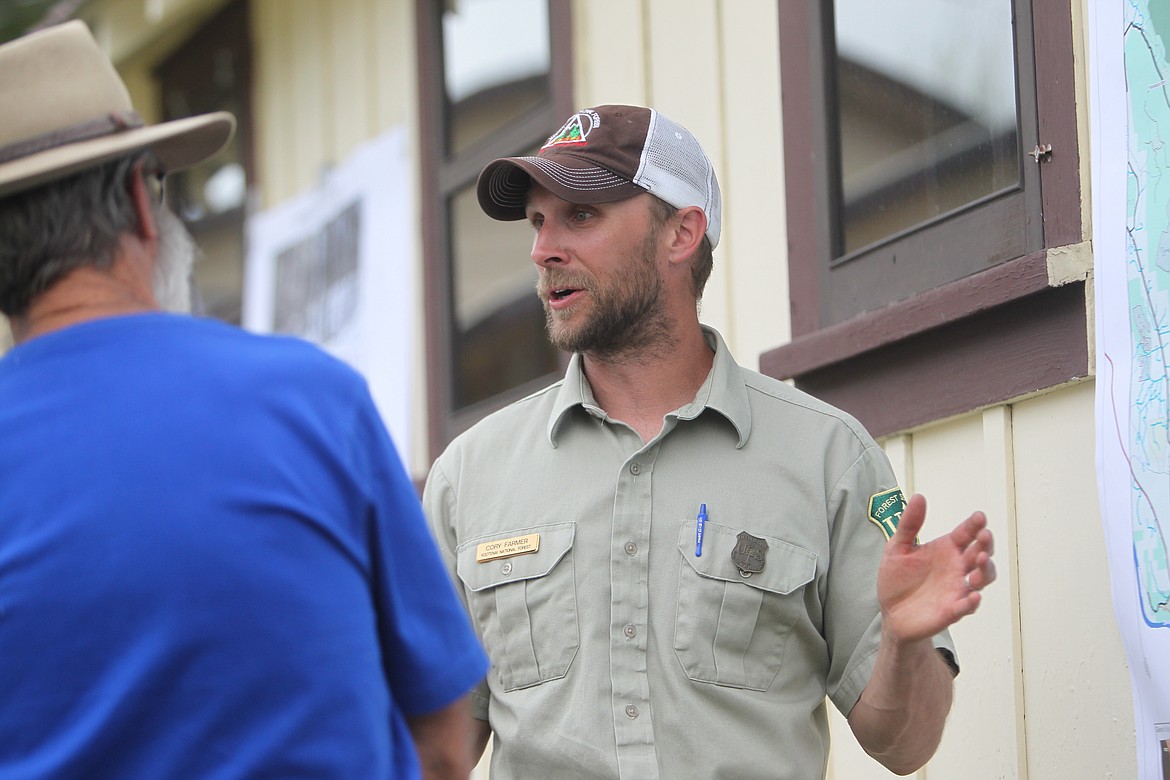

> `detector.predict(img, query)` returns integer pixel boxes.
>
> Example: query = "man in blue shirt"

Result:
[0,21,487,779]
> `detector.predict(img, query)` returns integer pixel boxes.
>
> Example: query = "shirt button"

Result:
[629,462,641,475]
[500,561,513,575]
[625,705,639,719]
[624,541,637,556]
[623,624,637,638]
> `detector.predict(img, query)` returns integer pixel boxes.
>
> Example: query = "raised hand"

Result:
[877,493,996,644]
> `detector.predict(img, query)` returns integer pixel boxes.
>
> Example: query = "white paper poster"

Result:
[1091,2,1170,777]
[243,128,414,465]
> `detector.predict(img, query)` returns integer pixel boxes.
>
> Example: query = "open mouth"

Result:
[550,288,579,301]
[539,273,588,308]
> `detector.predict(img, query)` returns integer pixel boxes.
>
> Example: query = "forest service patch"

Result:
[868,488,906,540]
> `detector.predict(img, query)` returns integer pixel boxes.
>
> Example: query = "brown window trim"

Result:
[760,250,1089,436]
[763,0,1085,437]
[416,0,573,461]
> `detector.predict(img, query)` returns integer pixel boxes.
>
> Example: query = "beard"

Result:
[537,225,672,360]
[152,207,197,313]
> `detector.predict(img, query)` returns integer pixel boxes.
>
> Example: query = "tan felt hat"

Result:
[0,20,235,198]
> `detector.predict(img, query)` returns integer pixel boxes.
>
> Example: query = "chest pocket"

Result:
[674,520,817,691]
[456,522,578,692]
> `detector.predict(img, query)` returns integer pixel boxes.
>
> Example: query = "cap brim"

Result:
[477,155,646,221]
[0,111,236,198]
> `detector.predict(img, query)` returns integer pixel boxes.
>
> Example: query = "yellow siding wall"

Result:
[1011,383,1135,777]
[251,0,415,206]
[825,382,1136,780]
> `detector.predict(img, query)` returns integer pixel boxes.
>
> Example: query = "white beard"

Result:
[152,207,197,313]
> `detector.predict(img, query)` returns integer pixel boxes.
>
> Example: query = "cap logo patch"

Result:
[868,488,906,540]
[542,109,601,151]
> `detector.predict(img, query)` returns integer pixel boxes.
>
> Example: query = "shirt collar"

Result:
[546,325,752,448]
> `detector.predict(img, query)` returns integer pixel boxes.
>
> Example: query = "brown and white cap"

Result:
[477,104,722,248]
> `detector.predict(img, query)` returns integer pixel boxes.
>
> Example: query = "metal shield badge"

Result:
[731,531,769,576]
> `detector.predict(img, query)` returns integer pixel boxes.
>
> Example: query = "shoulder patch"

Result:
[867,488,906,540]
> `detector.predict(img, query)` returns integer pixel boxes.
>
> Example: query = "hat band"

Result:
[0,111,144,165]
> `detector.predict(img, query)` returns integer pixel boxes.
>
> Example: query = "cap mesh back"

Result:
[633,111,722,246]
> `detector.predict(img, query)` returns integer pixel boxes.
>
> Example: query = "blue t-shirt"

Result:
[0,314,487,779]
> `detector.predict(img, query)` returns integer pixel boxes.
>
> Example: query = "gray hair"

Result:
[0,150,156,317]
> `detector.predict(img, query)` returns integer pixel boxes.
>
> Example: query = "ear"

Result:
[128,164,159,241]
[665,206,707,268]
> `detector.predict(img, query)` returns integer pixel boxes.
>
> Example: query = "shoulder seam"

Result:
[741,374,871,449]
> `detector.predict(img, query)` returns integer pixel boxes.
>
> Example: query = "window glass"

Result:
[832,0,1019,255]
[422,0,567,438]
[443,0,550,155]
[449,182,558,409]
[155,0,251,323]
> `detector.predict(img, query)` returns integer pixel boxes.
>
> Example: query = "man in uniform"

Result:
[424,104,996,779]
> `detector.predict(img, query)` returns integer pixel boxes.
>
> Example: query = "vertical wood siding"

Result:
[251,0,413,207]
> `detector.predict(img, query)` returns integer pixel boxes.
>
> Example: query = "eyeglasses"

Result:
[144,167,166,205]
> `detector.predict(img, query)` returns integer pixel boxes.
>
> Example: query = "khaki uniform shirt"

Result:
[424,327,956,780]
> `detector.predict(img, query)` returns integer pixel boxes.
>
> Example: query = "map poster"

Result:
[1092,1,1170,777]
[242,128,415,466]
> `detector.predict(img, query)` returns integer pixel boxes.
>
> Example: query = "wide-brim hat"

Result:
[0,20,235,199]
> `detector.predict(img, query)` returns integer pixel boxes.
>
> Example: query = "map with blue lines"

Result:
[1124,0,1170,630]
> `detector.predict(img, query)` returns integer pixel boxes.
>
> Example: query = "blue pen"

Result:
[695,503,708,557]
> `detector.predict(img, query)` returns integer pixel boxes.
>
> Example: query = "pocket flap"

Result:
[457,522,575,592]
[678,520,816,595]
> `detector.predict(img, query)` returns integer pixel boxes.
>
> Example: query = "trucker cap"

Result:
[477,104,721,247]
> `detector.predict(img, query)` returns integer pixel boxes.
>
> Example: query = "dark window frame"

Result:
[416,0,573,460]
[762,0,1086,437]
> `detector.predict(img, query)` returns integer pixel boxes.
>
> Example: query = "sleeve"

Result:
[355,397,489,717]
[822,444,957,716]
[422,453,492,722]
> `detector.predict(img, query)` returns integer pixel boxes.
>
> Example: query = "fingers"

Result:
[960,526,993,562]
[953,588,983,620]
[964,550,997,592]
[950,509,996,603]
[948,510,989,549]
[891,493,927,549]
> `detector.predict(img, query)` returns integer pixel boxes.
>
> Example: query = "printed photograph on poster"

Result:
[271,201,361,343]
[243,129,414,465]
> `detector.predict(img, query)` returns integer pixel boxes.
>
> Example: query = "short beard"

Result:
[152,207,196,313]
[541,227,672,361]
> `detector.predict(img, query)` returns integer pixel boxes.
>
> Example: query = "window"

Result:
[417,0,572,456]
[762,0,1087,436]
[837,3,1025,257]
[785,0,1048,330]
[154,0,253,324]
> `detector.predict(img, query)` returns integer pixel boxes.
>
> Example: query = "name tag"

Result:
[476,533,541,563]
